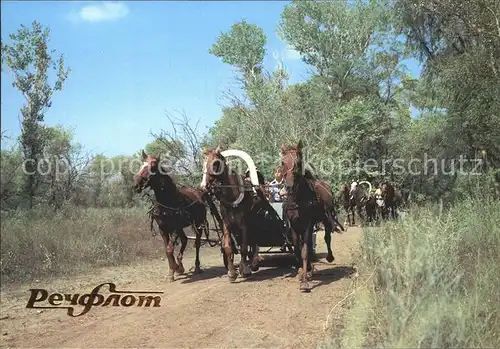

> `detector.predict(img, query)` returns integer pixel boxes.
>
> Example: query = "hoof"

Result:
[326,254,335,263]
[193,266,203,274]
[300,281,312,293]
[175,264,185,275]
[240,263,252,278]
[251,265,259,272]
[227,271,237,282]
[167,274,175,282]
[240,268,252,278]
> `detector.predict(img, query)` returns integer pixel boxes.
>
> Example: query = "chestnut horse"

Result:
[380,181,402,220]
[200,146,264,282]
[280,140,342,292]
[338,181,367,226]
[133,150,214,282]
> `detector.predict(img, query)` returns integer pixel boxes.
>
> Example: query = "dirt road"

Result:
[0,227,362,348]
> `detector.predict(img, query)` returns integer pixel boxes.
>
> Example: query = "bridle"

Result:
[281,150,301,189]
[203,152,228,191]
[136,162,160,193]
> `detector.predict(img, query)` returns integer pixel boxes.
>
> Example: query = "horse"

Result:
[200,146,264,282]
[133,150,214,282]
[358,181,382,225]
[364,191,378,224]
[280,140,341,292]
[380,181,402,220]
[338,181,367,226]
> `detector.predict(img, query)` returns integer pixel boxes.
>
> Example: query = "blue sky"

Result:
[1,1,421,158]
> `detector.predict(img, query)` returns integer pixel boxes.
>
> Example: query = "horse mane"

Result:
[304,168,316,180]
[151,164,178,195]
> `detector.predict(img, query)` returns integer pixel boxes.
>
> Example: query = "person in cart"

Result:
[269,168,285,202]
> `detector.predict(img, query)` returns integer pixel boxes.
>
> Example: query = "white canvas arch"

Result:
[200,149,260,207]
[358,180,372,194]
[220,149,260,186]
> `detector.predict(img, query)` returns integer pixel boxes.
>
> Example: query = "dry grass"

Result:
[0,206,164,285]
[340,198,500,348]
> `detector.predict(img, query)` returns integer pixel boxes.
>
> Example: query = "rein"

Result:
[281,152,322,210]
[143,173,200,237]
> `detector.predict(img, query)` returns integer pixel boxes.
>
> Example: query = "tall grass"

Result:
[0,206,164,285]
[340,198,500,348]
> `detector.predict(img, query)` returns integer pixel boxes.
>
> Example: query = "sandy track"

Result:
[1,227,362,349]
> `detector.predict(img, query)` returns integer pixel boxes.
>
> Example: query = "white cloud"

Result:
[76,2,129,23]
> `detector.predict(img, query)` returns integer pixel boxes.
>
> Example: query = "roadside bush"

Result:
[340,198,500,348]
[0,206,162,285]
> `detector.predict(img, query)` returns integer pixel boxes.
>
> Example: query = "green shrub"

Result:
[0,206,162,284]
[341,198,500,348]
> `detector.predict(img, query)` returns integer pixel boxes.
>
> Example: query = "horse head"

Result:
[381,181,395,201]
[338,183,349,200]
[200,145,227,191]
[200,146,261,207]
[133,150,176,195]
[280,140,304,189]
[133,150,161,193]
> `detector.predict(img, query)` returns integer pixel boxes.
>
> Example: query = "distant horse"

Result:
[338,181,367,226]
[280,140,342,292]
[364,191,377,224]
[200,146,264,282]
[133,150,217,282]
[380,181,402,220]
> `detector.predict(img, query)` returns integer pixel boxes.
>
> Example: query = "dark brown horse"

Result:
[380,181,402,220]
[133,150,213,282]
[200,146,263,282]
[338,181,367,226]
[280,140,341,292]
[364,192,377,224]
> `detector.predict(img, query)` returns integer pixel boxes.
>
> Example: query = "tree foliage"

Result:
[1,1,498,211]
[2,21,70,209]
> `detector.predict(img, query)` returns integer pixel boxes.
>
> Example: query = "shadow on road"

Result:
[310,265,356,290]
[178,252,355,287]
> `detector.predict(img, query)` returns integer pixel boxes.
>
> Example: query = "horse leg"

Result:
[193,221,204,274]
[291,227,301,273]
[174,230,187,276]
[250,244,261,272]
[222,221,237,282]
[323,216,335,263]
[392,203,398,220]
[307,226,314,273]
[159,228,179,282]
[239,224,252,278]
[299,225,312,292]
[343,205,349,227]
[356,205,363,227]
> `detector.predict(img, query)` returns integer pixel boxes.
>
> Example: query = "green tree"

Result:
[1,21,70,209]
[209,19,267,82]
